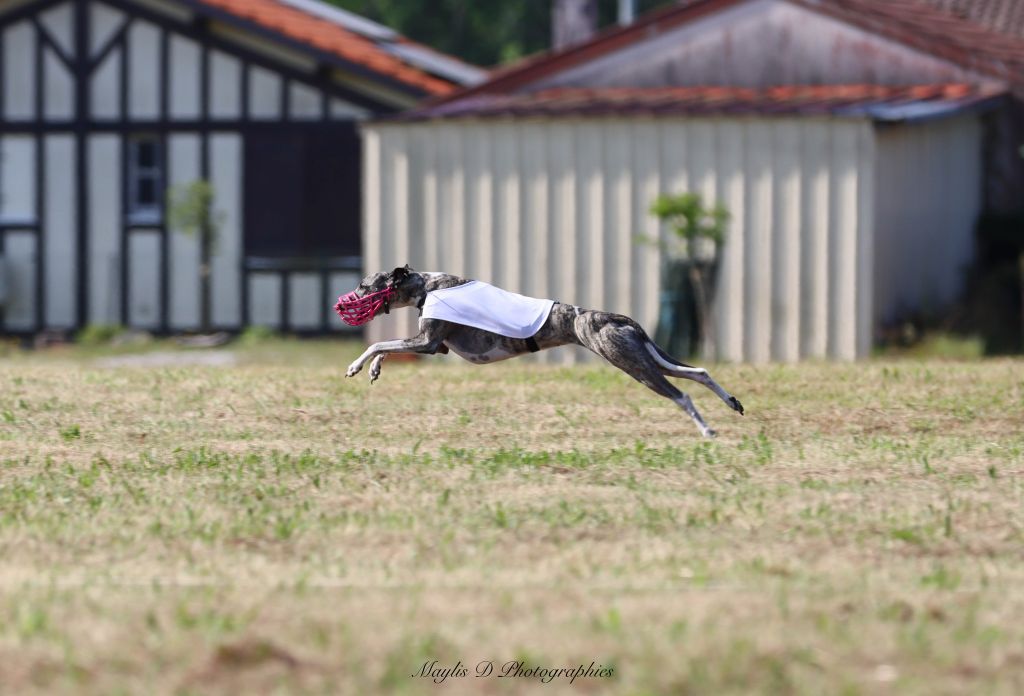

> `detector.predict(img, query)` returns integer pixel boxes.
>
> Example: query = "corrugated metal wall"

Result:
[362,117,877,363]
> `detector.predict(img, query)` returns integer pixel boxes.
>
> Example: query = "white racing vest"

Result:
[420,281,555,339]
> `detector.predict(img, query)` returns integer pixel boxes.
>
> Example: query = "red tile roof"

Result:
[192,0,467,96]
[396,84,1006,121]
[437,0,1024,103]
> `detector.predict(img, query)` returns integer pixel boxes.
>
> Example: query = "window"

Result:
[128,136,163,224]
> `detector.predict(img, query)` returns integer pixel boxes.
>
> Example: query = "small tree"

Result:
[167,180,224,333]
[648,192,729,357]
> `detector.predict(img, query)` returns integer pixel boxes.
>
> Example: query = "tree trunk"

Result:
[689,264,712,359]
[200,219,211,334]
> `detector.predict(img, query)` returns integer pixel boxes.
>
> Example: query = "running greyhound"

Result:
[336,266,744,438]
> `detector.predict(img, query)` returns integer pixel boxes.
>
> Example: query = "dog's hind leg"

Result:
[644,343,744,415]
[579,321,716,438]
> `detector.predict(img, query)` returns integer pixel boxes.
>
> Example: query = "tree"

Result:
[325,0,676,66]
[647,192,730,358]
[167,180,224,333]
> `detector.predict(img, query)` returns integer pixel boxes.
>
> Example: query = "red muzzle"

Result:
[333,286,394,326]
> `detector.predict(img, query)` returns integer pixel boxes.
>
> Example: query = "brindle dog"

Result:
[343,266,744,438]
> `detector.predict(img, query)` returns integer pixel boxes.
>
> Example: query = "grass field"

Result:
[0,340,1022,695]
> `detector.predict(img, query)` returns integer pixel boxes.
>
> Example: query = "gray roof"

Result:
[277,0,486,86]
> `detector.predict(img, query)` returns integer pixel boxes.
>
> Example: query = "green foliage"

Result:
[649,192,730,247]
[325,0,676,66]
[905,333,985,360]
[76,324,124,346]
[166,179,224,252]
[646,192,731,358]
[237,325,280,346]
[168,179,225,332]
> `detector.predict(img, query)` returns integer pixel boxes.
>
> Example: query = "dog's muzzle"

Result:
[333,286,394,326]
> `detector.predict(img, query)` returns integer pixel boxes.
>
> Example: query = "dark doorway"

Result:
[243,123,361,259]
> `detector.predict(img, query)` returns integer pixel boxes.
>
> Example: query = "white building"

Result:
[0,0,483,336]
[363,0,1023,363]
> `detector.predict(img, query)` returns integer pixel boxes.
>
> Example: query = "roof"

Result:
[811,0,1024,91]
[392,83,1007,122]
[184,0,486,97]
[920,0,1024,40]
[435,0,1024,103]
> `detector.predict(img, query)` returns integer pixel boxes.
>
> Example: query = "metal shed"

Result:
[361,0,1022,363]
[363,87,995,363]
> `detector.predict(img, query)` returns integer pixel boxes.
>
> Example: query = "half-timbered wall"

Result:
[0,0,374,334]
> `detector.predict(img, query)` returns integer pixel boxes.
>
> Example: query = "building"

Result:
[0,0,483,336]
[362,0,1023,363]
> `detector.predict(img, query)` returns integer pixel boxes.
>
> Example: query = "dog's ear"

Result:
[390,265,411,285]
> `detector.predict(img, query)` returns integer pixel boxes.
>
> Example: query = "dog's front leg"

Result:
[368,354,386,383]
[345,324,448,381]
[346,338,421,378]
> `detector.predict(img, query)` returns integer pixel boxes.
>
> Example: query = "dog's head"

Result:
[356,265,420,301]
[333,265,423,326]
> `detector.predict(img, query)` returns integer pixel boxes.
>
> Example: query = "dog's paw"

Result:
[369,355,385,384]
[729,396,744,416]
[345,362,362,378]
[702,427,718,439]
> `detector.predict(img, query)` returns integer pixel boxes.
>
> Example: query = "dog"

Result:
[336,266,744,438]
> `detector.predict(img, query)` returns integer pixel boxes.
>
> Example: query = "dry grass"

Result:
[0,341,1022,695]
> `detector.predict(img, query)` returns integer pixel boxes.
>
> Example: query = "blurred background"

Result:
[0,0,1021,361]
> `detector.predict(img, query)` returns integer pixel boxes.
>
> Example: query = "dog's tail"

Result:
[642,339,712,379]
[645,339,696,369]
